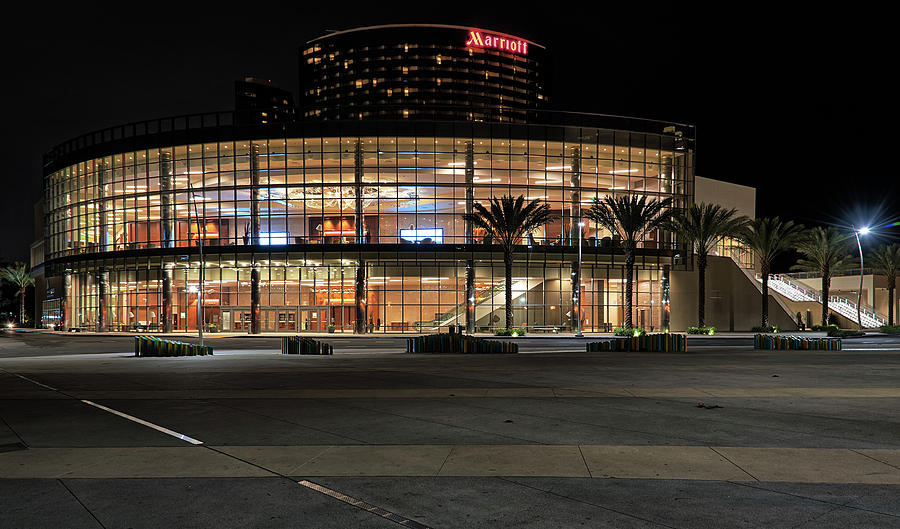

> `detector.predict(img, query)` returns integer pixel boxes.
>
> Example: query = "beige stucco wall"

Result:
[797,274,899,323]
[670,255,796,331]
[694,176,756,220]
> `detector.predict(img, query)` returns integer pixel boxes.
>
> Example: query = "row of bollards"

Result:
[586,333,687,352]
[407,333,518,354]
[281,336,333,355]
[134,336,213,357]
[753,334,842,350]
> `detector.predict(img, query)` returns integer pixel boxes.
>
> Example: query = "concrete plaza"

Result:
[1,331,899,528]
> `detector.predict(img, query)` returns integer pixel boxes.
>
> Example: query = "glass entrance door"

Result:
[299,306,328,332]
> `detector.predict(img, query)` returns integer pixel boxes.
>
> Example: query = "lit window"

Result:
[355,79,363,88]
[387,88,393,97]
[436,55,442,65]
[402,66,408,75]
[403,87,409,96]
[403,109,409,118]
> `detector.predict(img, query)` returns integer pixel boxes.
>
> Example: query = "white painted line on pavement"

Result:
[79,399,204,445]
[298,480,431,528]
[1,368,204,446]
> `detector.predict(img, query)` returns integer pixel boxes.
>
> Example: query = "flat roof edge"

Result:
[306,24,545,49]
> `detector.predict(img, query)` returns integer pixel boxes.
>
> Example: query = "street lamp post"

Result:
[853,225,869,331]
[575,221,585,337]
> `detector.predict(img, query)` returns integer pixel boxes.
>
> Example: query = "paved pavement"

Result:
[1,331,899,527]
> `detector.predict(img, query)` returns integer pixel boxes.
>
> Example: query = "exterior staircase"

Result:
[758,274,887,328]
[415,280,531,330]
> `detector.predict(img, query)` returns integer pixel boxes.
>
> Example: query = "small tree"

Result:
[791,227,854,326]
[586,194,673,330]
[870,243,900,326]
[463,195,557,329]
[664,203,749,328]
[738,217,804,327]
[0,262,35,326]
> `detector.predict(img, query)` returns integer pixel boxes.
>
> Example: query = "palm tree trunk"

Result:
[504,252,513,329]
[624,250,634,329]
[19,289,25,325]
[697,252,707,328]
[889,284,895,326]
[821,272,830,326]
[760,263,770,327]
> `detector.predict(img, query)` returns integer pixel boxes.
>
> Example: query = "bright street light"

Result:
[852,225,871,330]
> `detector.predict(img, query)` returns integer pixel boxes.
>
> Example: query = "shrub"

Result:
[686,326,716,335]
[494,328,527,337]
[613,327,646,337]
[810,324,839,332]
[879,325,900,334]
[751,325,779,333]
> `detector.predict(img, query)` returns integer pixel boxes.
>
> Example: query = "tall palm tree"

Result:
[738,217,804,327]
[664,203,749,328]
[791,227,854,326]
[870,243,900,326]
[586,194,673,330]
[463,195,557,329]
[0,262,35,326]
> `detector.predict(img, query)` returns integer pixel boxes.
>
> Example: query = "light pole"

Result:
[188,181,205,348]
[852,226,870,330]
[575,221,585,337]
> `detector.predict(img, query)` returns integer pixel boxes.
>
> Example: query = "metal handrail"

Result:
[761,273,887,327]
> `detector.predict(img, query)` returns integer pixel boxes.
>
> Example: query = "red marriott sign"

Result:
[465,30,528,55]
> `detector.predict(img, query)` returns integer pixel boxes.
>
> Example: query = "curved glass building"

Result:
[38,25,696,334]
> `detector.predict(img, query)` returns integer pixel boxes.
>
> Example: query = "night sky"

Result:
[3,5,897,265]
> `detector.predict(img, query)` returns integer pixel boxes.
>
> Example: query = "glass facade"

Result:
[43,121,693,333]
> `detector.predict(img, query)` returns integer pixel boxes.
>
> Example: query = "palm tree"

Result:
[0,262,35,326]
[463,195,557,329]
[586,194,673,330]
[791,227,854,326]
[738,217,804,327]
[664,203,749,328]
[870,243,900,326]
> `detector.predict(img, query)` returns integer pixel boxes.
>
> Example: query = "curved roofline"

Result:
[306,24,545,49]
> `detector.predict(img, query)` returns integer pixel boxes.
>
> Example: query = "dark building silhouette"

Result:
[235,77,296,125]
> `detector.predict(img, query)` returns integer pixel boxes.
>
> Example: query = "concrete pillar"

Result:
[250,264,260,334]
[249,144,261,334]
[98,162,109,250]
[354,259,366,334]
[569,147,581,246]
[354,142,365,243]
[465,141,476,334]
[661,265,671,332]
[97,267,108,332]
[466,260,475,334]
[62,270,71,332]
[160,152,174,248]
[162,265,172,333]
[465,141,475,244]
[571,260,580,334]
[250,144,260,245]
